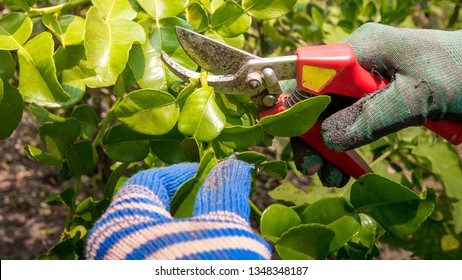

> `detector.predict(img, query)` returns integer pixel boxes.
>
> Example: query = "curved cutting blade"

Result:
[175,26,258,74]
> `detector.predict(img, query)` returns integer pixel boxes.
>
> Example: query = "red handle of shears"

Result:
[260,43,462,179]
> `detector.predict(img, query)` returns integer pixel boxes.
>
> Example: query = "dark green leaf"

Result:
[102,124,150,162]
[261,160,287,180]
[186,2,209,32]
[44,193,61,206]
[18,32,71,107]
[218,125,264,150]
[176,78,200,108]
[71,105,99,139]
[54,45,86,72]
[76,197,111,222]
[114,89,179,135]
[261,204,301,242]
[258,95,330,137]
[351,174,436,238]
[60,187,76,210]
[243,0,297,20]
[0,12,33,50]
[0,50,16,81]
[66,140,97,177]
[235,151,267,164]
[212,0,251,37]
[29,103,65,124]
[178,86,226,142]
[268,182,345,206]
[171,150,217,218]
[39,118,81,159]
[0,83,23,140]
[275,224,334,260]
[148,127,191,164]
[24,145,62,165]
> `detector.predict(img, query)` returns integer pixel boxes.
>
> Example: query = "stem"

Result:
[26,0,91,17]
[64,176,81,231]
[369,150,392,167]
[200,70,209,87]
[249,199,262,217]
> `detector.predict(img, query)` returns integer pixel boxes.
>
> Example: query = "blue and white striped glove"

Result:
[85,157,271,260]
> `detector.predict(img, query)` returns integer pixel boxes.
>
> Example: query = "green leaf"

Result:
[351,174,436,239]
[204,29,246,49]
[75,197,110,222]
[413,142,462,233]
[60,67,86,107]
[93,0,140,20]
[71,104,99,139]
[171,150,217,218]
[137,0,188,19]
[114,89,179,135]
[0,50,16,81]
[261,204,301,243]
[300,197,361,252]
[83,6,145,87]
[60,187,76,210]
[261,160,287,180]
[18,32,71,107]
[39,118,81,160]
[235,151,267,164]
[0,83,23,140]
[102,124,150,162]
[0,12,33,50]
[186,2,209,32]
[356,213,379,249]
[42,14,85,46]
[268,181,345,206]
[258,95,330,137]
[243,0,297,20]
[66,140,97,177]
[29,103,65,124]
[176,78,200,108]
[218,125,264,150]
[212,0,251,37]
[128,18,195,90]
[24,145,62,166]
[275,224,335,260]
[311,6,325,27]
[8,0,36,11]
[178,86,226,142]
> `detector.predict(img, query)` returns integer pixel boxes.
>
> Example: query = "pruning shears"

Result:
[162,26,462,179]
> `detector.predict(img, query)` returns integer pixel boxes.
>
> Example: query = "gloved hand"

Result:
[86,157,271,260]
[322,23,462,151]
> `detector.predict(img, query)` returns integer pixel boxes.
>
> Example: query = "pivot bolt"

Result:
[246,73,262,90]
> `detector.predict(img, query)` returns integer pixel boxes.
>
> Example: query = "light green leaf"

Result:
[0,50,16,81]
[39,118,81,160]
[102,124,150,162]
[186,2,209,32]
[18,32,70,107]
[235,151,267,164]
[93,0,139,20]
[60,67,86,107]
[204,30,245,49]
[351,174,436,239]
[212,0,252,37]
[83,6,145,87]
[268,181,345,206]
[413,141,462,233]
[178,86,226,142]
[8,0,36,11]
[0,83,23,140]
[258,95,330,137]
[137,0,188,19]
[28,103,65,124]
[42,14,85,46]
[275,224,335,260]
[311,6,325,28]
[114,89,179,135]
[243,0,297,20]
[0,12,33,50]
[261,204,301,243]
[128,18,195,89]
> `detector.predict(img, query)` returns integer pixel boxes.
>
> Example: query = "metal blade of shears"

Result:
[175,26,258,74]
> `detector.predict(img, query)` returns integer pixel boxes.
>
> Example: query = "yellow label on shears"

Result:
[301,65,337,91]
